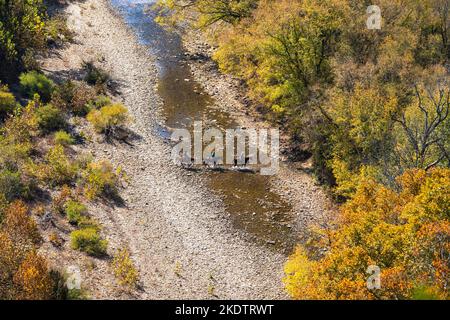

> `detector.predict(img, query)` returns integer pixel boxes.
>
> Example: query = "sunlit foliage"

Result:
[0,201,54,300]
[284,168,450,300]
[154,0,259,28]
[0,0,46,80]
[112,248,139,288]
[155,0,450,300]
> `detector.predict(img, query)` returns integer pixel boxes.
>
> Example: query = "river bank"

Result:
[39,0,295,299]
[181,30,334,239]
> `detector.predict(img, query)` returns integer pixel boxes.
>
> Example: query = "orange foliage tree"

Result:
[13,251,54,300]
[284,168,450,300]
[0,201,53,300]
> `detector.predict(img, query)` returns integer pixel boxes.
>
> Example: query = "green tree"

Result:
[154,0,259,28]
[0,0,46,80]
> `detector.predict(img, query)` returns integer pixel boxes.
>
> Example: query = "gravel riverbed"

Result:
[40,0,297,299]
[182,30,335,238]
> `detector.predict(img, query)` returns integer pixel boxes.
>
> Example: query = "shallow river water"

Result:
[111,0,298,252]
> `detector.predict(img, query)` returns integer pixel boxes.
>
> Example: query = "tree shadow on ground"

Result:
[104,127,143,147]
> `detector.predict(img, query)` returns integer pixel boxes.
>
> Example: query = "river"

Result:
[110,0,299,253]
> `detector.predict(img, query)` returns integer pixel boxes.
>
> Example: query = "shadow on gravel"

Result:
[45,0,88,12]
[104,127,143,147]
[42,66,86,84]
[101,190,126,209]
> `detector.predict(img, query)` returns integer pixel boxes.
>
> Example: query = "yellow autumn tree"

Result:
[284,168,450,300]
[0,201,53,300]
[13,251,53,300]
[155,0,449,192]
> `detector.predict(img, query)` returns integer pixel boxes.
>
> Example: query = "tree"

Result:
[326,84,399,196]
[154,0,259,28]
[284,168,450,300]
[394,79,449,170]
[0,201,52,300]
[213,0,342,120]
[13,250,53,300]
[0,0,46,80]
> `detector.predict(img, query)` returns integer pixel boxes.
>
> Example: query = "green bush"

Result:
[0,169,24,202]
[64,200,87,225]
[83,61,110,86]
[19,71,55,102]
[0,138,33,173]
[82,160,122,200]
[87,104,129,135]
[45,15,74,45]
[54,130,75,146]
[1,98,39,145]
[44,145,78,186]
[0,85,17,117]
[76,216,99,230]
[36,104,66,133]
[0,0,47,81]
[86,95,111,110]
[67,288,88,300]
[70,227,108,257]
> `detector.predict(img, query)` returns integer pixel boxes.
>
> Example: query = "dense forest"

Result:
[155,0,450,299]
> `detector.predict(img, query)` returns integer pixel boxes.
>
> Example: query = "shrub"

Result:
[19,71,55,102]
[2,98,39,144]
[0,85,17,117]
[0,140,33,174]
[0,230,52,300]
[82,160,122,200]
[0,0,47,81]
[51,80,76,110]
[54,130,75,146]
[36,104,66,133]
[2,201,41,245]
[52,81,98,116]
[52,185,72,215]
[13,250,54,300]
[82,61,110,86]
[21,48,41,72]
[75,152,94,171]
[72,84,99,116]
[0,193,7,223]
[0,169,25,202]
[112,248,139,288]
[86,95,111,110]
[77,216,100,230]
[87,104,129,135]
[45,15,74,45]
[44,145,78,186]
[67,288,88,300]
[49,232,63,247]
[70,228,108,257]
[64,200,87,225]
